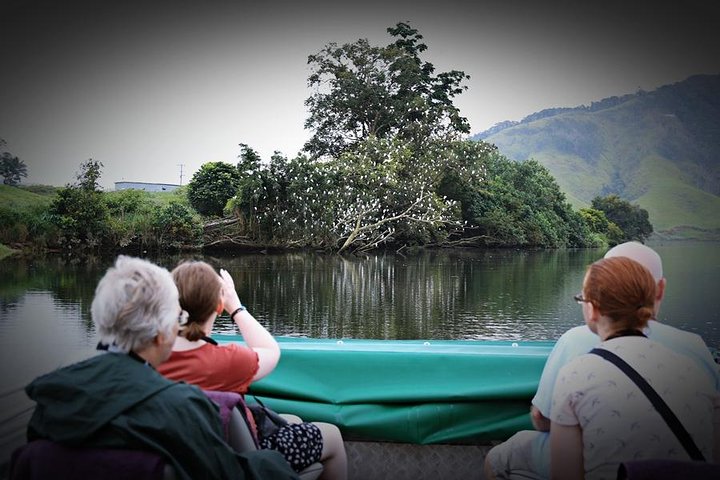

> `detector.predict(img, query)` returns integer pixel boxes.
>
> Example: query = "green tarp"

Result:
[216,336,554,444]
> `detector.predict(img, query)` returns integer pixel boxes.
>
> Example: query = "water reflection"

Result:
[0,292,97,390]
[207,248,602,340]
[0,244,717,467]
[1,245,717,348]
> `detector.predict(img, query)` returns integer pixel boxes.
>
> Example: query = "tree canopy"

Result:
[186,162,242,217]
[591,194,653,243]
[50,159,109,248]
[207,24,611,252]
[0,140,28,186]
[9,23,638,254]
[304,22,470,159]
[0,153,27,186]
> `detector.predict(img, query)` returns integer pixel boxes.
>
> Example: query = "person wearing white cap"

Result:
[484,241,720,480]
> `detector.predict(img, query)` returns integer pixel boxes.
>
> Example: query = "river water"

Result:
[1,242,718,389]
[0,241,718,463]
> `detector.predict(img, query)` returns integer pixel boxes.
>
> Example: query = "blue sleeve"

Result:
[531,326,599,417]
[649,322,720,392]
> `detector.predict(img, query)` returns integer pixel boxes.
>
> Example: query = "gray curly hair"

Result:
[91,256,179,352]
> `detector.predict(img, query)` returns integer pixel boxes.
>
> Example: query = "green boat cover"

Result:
[215,336,554,444]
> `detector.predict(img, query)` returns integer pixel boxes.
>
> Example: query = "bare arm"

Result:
[220,268,280,381]
[550,422,584,480]
[531,405,551,432]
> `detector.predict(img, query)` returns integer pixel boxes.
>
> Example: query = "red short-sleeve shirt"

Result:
[158,343,259,394]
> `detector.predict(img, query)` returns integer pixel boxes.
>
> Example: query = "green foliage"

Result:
[50,186,109,249]
[229,138,467,251]
[591,194,653,243]
[578,207,624,246]
[151,201,202,249]
[187,162,242,217]
[304,22,470,158]
[0,184,53,209]
[48,159,110,250]
[226,138,599,252]
[105,189,148,218]
[328,137,477,251]
[17,184,58,196]
[1,177,204,252]
[0,152,28,186]
[480,74,720,234]
[237,143,262,174]
[0,185,58,248]
[0,206,24,243]
[230,152,339,246]
[103,189,202,251]
[445,155,591,248]
[75,159,103,191]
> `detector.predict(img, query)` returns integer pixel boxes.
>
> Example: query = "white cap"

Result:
[604,241,663,281]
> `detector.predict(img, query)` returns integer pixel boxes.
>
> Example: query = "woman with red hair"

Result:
[550,256,719,480]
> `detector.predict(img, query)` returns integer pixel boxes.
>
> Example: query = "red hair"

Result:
[584,256,656,329]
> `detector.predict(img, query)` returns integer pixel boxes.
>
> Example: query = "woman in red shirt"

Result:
[159,261,347,479]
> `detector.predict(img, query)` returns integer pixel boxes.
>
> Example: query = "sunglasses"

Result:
[573,293,590,304]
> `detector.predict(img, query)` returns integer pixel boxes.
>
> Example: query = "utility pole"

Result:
[178,164,185,185]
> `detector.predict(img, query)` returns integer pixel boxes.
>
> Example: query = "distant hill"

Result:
[473,74,720,237]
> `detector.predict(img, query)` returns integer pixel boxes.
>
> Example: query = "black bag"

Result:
[247,397,288,441]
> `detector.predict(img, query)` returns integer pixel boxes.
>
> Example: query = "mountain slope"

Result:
[474,74,720,235]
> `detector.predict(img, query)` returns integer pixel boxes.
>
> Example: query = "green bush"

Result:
[187,162,241,217]
[591,195,653,243]
[49,187,110,249]
[151,201,202,249]
[0,206,25,243]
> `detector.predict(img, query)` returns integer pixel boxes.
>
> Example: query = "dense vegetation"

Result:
[1,24,654,255]
[476,74,720,237]
[0,161,202,254]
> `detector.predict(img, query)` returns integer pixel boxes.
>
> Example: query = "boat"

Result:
[0,337,554,479]
[224,336,555,479]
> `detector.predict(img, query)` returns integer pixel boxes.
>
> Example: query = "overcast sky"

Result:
[1,0,718,190]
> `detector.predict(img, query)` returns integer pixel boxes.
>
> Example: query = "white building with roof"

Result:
[114,181,180,192]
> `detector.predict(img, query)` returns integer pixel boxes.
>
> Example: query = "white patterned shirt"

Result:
[551,336,719,480]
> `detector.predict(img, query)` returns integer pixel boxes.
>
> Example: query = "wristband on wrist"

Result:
[229,305,246,321]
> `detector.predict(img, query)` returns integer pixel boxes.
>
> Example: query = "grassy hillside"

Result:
[476,74,720,236]
[0,184,55,210]
[0,184,188,211]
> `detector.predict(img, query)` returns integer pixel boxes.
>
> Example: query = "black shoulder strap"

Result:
[590,348,706,462]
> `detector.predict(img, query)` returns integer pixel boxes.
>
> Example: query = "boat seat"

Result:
[227,406,324,480]
[8,439,176,480]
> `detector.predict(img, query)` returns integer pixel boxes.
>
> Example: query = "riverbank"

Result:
[0,182,655,254]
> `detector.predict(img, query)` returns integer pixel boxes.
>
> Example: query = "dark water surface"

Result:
[0,242,718,463]
[1,242,718,394]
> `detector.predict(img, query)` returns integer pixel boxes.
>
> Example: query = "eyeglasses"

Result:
[178,309,189,327]
[573,293,589,304]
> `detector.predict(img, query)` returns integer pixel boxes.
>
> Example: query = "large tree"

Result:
[304,22,470,159]
[0,139,28,186]
[187,162,242,217]
[591,194,653,243]
[0,153,27,185]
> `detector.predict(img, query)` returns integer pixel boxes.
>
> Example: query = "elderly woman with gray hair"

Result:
[23,256,298,480]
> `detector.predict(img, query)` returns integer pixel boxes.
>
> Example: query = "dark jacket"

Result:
[25,352,298,480]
